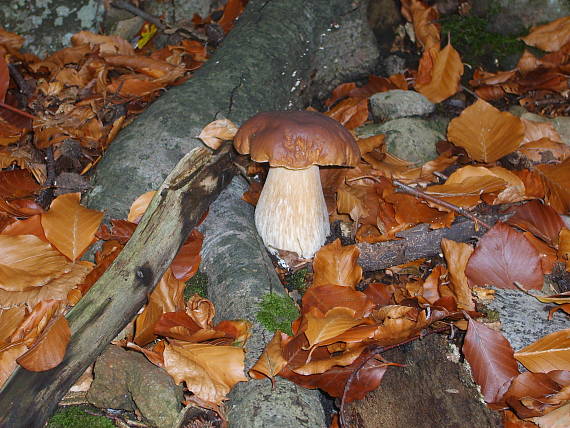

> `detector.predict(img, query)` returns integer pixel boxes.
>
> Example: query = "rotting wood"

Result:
[0,145,237,428]
[357,212,507,271]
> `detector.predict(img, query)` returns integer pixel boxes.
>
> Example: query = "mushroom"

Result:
[233,110,360,258]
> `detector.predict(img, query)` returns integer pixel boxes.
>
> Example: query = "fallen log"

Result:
[357,212,506,271]
[0,145,237,427]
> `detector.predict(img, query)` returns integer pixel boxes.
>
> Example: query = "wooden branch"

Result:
[357,212,508,271]
[0,145,237,428]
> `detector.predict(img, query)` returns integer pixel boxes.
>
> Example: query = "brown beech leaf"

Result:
[447,99,524,163]
[503,372,561,419]
[532,401,570,427]
[312,240,363,288]
[0,235,70,292]
[41,193,103,261]
[304,307,364,349]
[301,284,374,318]
[0,170,40,199]
[0,343,27,388]
[441,238,475,311]
[128,191,155,223]
[463,316,520,403]
[465,222,543,290]
[506,200,564,246]
[171,229,203,282]
[0,307,26,344]
[249,331,287,383]
[536,158,570,214]
[163,342,247,404]
[292,344,367,376]
[325,97,368,130]
[559,228,570,271]
[514,329,570,373]
[521,119,563,144]
[16,315,70,371]
[416,43,463,103]
[521,16,570,52]
[519,138,570,163]
[1,215,47,242]
[197,119,238,150]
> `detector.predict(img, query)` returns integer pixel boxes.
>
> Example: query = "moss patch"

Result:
[440,13,525,71]
[184,270,208,299]
[256,293,299,335]
[47,405,115,428]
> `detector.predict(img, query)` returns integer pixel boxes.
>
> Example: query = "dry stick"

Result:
[110,0,165,29]
[338,325,452,428]
[392,180,492,230]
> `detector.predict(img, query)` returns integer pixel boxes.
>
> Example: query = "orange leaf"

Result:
[514,329,570,373]
[312,240,363,288]
[0,235,70,292]
[197,119,238,150]
[249,332,287,383]
[463,316,519,403]
[171,229,203,282]
[441,238,474,311]
[325,97,368,130]
[304,307,364,349]
[447,99,524,163]
[16,315,70,371]
[416,43,463,103]
[521,16,570,52]
[506,200,564,246]
[536,158,570,214]
[0,343,27,388]
[163,342,247,404]
[128,191,155,223]
[41,193,103,261]
[466,223,543,290]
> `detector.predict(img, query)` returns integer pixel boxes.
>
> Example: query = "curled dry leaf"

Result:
[301,284,374,318]
[532,401,570,428]
[249,331,287,383]
[463,316,520,403]
[416,43,463,103]
[536,158,570,214]
[312,239,363,288]
[521,16,570,52]
[441,238,474,311]
[197,119,238,150]
[521,119,563,144]
[506,200,564,246]
[303,307,364,349]
[0,343,27,388]
[514,329,570,373]
[16,314,70,372]
[447,99,524,163]
[163,342,247,405]
[41,193,103,261]
[128,191,156,223]
[0,235,70,292]
[465,222,544,290]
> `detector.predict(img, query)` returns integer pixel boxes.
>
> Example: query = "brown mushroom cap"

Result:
[233,111,360,169]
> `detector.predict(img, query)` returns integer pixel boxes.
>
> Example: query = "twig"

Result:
[339,325,451,428]
[8,63,33,98]
[36,146,56,209]
[111,0,165,29]
[392,180,492,230]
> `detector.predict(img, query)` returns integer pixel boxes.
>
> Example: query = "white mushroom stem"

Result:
[255,165,330,259]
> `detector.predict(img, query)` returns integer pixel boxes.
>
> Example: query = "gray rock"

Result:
[472,0,570,35]
[370,89,435,122]
[357,116,448,165]
[0,0,102,58]
[380,54,407,76]
[87,345,183,427]
[309,0,380,101]
[487,289,570,352]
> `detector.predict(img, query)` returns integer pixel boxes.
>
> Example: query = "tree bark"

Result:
[0,146,237,428]
[344,334,502,427]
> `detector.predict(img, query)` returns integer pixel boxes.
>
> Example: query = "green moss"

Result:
[285,268,310,294]
[184,270,208,299]
[47,405,115,428]
[256,293,299,335]
[440,13,526,70]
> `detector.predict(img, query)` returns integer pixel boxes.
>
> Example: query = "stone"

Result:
[370,89,435,122]
[357,116,448,165]
[87,345,183,427]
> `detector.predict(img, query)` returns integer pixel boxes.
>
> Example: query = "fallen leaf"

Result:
[447,99,524,163]
[312,240,363,288]
[515,329,570,373]
[536,158,570,214]
[521,16,570,52]
[441,238,475,310]
[465,222,544,290]
[416,43,463,103]
[128,191,155,223]
[506,200,564,246]
[197,119,238,149]
[249,332,287,383]
[41,193,103,261]
[463,316,519,403]
[163,342,247,404]
[304,307,363,349]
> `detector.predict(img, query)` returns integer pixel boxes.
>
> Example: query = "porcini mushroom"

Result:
[234,111,360,258]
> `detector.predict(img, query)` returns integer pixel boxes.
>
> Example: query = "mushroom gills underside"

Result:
[255,165,330,259]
